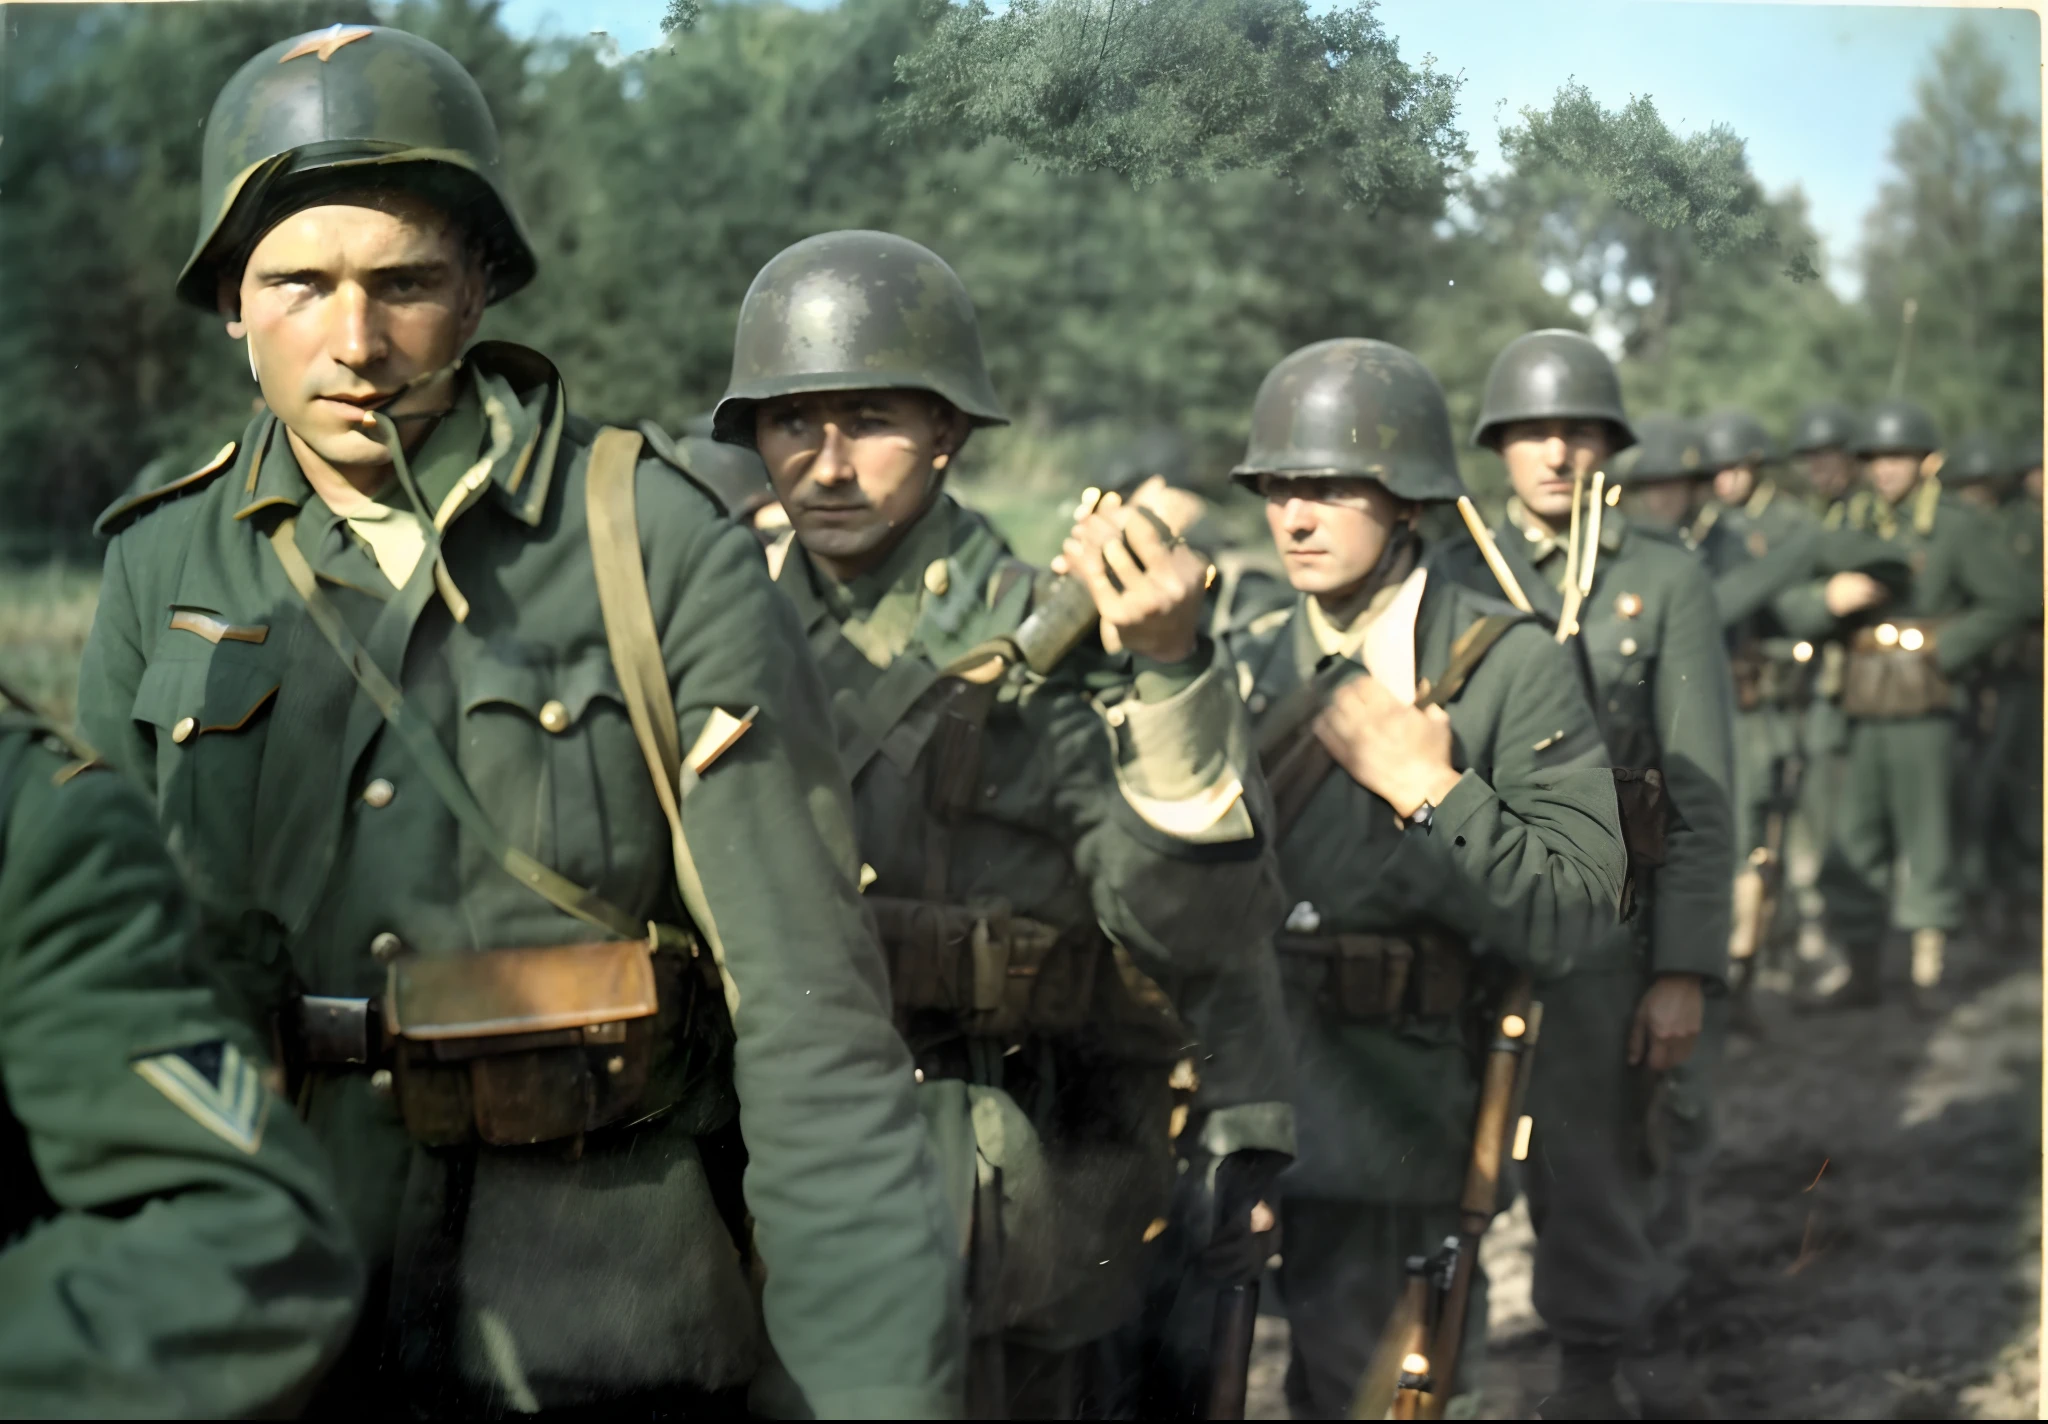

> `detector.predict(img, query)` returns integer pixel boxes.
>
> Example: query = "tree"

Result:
[1859,19,2043,442]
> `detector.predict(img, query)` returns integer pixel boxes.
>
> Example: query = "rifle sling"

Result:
[1256,613,1521,843]
[264,516,646,944]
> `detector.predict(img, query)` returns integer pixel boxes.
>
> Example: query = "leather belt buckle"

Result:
[296,995,374,1066]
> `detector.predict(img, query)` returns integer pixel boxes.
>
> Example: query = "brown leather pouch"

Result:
[385,940,663,1148]
[1841,624,1953,718]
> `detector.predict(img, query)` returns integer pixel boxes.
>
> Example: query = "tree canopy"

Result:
[0,0,2034,549]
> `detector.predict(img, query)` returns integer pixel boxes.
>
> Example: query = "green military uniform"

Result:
[1461,343,1736,1417]
[1221,338,1628,1419]
[78,29,959,1418]
[712,230,1293,1418]
[1788,403,1865,901]
[1816,401,2031,1002]
[1694,412,1827,871]
[1941,434,2043,923]
[0,710,361,1415]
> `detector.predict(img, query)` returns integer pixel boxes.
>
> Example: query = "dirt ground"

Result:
[1246,928,2042,1420]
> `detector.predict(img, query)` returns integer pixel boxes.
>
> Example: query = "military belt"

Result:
[866,896,1103,1040]
[1273,930,1469,1020]
[1729,639,1817,711]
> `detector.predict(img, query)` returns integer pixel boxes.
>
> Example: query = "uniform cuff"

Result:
[1425,768,1494,843]
[1132,644,1209,704]
[1197,1101,1297,1159]
[1102,657,1256,845]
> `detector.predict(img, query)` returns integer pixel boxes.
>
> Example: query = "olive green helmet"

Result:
[177,25,536,312]
[1611,413,1706,485]
[1698,409,1780,473]
[1228,339,1467,504]
[1788,401,1857,454]
[711,231,1008,447]
[1852,399,1942,457]
[1472,329,1636,451]
[1937,432,2010,486]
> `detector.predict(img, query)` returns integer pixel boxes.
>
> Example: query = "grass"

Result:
[0,561,102,723]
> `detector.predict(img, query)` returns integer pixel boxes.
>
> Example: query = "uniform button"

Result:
[1106,707,1127,727]
[924,559,951,597]
[538,699,571,733]
[1619,637,1639,657]
[370,931,404,963]
[606,1055,627,1076]
[369,1068,394,1098]
[171,716,196,744]
[1249,693,1269,714]
[362,778,395,809]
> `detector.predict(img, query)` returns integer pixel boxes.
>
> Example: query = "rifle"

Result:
[1352,977,1542,1420]
[1728,750,1803,1030]
[1205,1279,1260,1418]
[1888,298,1919,398]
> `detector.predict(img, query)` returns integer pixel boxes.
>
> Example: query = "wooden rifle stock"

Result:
[1415,976,1540,1420]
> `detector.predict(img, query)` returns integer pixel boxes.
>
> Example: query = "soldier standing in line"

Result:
[0,702,362,1415]
[75,28,961,1417]
[1941,433,2044,941]
[1815,401,2031,1010]
[1460,337,1735,1420]
[1788,402,1863,519]
[712,229,1293,1419]
[1221,337,1628,1419]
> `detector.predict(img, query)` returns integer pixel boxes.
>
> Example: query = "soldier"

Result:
[1694,410,1829,979]
[1815,401,2031,1008]
[76,28,960,1417]
[0,701,361,1414]
[711,229,1293,1418]
[1221,337,1629,1419]
[1788,401,1861,517]
[1942,433,2044,938]
[1463,333,1735,1419]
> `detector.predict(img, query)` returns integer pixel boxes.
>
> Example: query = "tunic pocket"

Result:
[131,636,282,892]
[456,644,667,911]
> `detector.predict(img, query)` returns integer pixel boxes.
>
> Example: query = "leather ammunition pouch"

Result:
[867,896,1103,1041]
[1729,640,1815,712]
[289,939,710,1148]
[1273,930,1469,1021]
[1841,621,1953,719]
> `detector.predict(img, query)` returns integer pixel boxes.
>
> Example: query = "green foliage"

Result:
[1500,82,1813,278]
[1858,21,2043,443]
[662,0,703,34]
[892,0,1466,208]
[0,0,2032,551]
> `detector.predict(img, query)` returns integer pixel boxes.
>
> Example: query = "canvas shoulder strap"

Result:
[583,427,746,1011]
[263,518,651,945]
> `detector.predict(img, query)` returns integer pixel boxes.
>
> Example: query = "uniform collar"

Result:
[230,342,564,532]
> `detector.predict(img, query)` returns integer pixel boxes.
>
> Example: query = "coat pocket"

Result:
[456,645,667,907]
[131,640,283,893]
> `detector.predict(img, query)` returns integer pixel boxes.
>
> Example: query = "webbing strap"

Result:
[264,516,645,943]
[583,427,743,1014]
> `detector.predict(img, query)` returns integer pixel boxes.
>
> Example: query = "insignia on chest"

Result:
[1615,592,1644,620]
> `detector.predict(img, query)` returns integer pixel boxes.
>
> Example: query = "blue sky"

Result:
[493,0,2042,299]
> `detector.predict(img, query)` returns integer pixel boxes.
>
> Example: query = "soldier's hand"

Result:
[1824,571,1887,617]
[1059,492,1207,665]
[1628,972,1704,1072]
[1312,675,1463,818]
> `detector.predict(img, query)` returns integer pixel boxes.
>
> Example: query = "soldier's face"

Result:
[1864,453,1923,506]
[1260,476,1410,597]
[755,390,966,574]
[1497,419,1614,522]
[1802,448,1855,501]
[1624,479,1699,529]
[232,194,486,476]
[1955,483,2001,512]
[1713,462,1758,507]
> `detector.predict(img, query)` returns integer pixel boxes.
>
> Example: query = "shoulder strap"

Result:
[584,427,744,1012]
[264,517,651,945]
[1419,613,1521,710]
